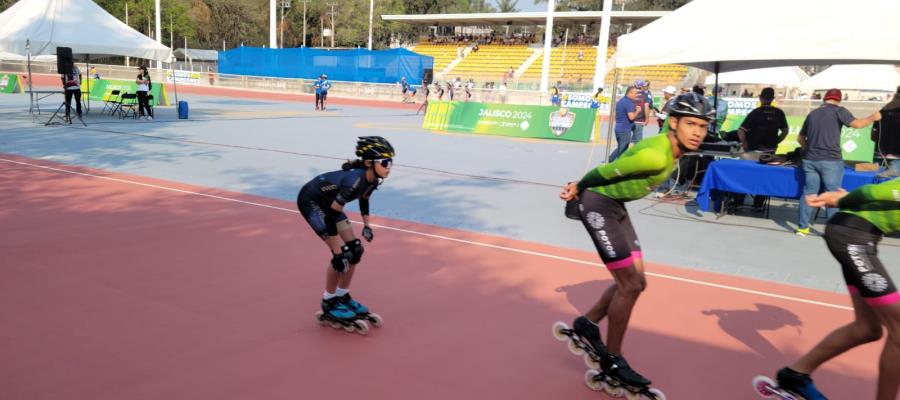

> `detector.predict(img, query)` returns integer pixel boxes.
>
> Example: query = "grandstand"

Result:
[520,45,605,81]
[408,43,459,76]
[446,45,534,81]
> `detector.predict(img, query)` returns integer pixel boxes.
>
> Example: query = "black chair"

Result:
[102,90,121,115]
[147,94,154,118]
[117,93,138,119]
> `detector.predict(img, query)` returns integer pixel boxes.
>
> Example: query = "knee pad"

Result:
[348,239,364,264]
[331,245,351,272]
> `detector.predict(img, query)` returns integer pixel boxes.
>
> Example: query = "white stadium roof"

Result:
[381,11,668,26]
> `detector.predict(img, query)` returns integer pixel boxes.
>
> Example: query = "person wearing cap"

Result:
[795,88,882,236]
[739,87,789,153]
[630,80,652,145]
[655,86,678,129]
[732,87,789,211]
[313,74,326,111]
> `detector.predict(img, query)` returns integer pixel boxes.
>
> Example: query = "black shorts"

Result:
[579,190,642,270]
[825,213,897,306]
[297,186,347,239]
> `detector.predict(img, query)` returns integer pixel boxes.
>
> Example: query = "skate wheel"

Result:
[551,321,570,342]
[342,323,355,332]
[604,382,625,397]
[368,313,383,328]
[329,321,341,329]
[752,376,778,399]
[625,391,642,400]
[567,337,585,356]
[315,311,327,325]
[353,320,370,335]
[645,388,666,400]
[584,369,603,391]
[583,352,600,370]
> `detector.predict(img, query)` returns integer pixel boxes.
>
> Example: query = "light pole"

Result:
[327,2,337,48]
[279,0,290,48]
[301,0,309,47]
[154,0,161,68]
[367,0,374,50]
[124,1,129,67]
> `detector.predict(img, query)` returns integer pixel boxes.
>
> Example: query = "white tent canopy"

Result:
[0,51,55,62]
[615,0,900,72]
[0,0,172,61]
[803,64,900,92]
[704,67,808,87]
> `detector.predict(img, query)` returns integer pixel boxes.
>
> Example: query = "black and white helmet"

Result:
[669,93,715,121]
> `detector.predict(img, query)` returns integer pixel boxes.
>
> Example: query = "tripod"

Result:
[46,97,86,127]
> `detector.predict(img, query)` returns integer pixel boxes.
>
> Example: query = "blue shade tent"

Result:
[218,47,433,84]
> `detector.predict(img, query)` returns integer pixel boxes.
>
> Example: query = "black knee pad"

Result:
[348,239,364,264]
[331,245,351,272]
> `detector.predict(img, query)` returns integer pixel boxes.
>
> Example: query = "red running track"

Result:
[0,153,884,399]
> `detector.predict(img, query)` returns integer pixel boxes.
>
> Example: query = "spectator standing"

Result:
[735,87,789,210]
[631,80,652,145]
[706,86,729,139]
[872,86,900,176]
[60,63,82,122]
[656,86,677,129]
[795,89,882,236]
[136,66,153,120]
[609,86,641,162]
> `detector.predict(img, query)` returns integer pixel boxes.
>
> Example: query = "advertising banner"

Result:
[719,97,874,162]
[166,70,201,85]
[0,73,21,93]
[86,78,169,106]
[423,101,595,142]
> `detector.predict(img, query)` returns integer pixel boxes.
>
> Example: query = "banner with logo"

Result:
[85,78,170,106]
[0,73,21,93]
[165,70,202,85]
[716,97,874,162]
[423,101,595,142]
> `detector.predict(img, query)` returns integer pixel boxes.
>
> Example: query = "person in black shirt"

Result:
[872,86,900,176]
[739,88,789,152]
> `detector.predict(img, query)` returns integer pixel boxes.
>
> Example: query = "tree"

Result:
[497,0,520,12]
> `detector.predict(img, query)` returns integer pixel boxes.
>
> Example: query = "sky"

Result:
[494,1,547,12]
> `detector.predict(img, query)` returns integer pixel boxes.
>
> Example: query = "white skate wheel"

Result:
[342,323,355,332]
[625,391,642,400]
[583,352,600,370]
[567,337,585,356]
[354,320,370,335]
[604,382,625,397]
[584,369,603,391]
[646,388,666,400]
[752,375,777,399]
[329,321,341,329]
[368,313,383,327]
[551,321,570,342]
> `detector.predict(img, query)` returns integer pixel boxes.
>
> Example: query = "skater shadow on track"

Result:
[702,303,803,359]
[554,279,616,313]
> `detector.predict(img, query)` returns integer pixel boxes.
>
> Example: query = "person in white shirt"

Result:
[60,64,82,121]
[136,66,153,120]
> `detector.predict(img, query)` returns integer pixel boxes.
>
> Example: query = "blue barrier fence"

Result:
[218,47,433,84]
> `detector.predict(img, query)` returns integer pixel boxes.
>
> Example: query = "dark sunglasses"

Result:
[375,158,392,168]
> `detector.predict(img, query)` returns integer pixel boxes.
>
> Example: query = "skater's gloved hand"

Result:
[362,225,374,242]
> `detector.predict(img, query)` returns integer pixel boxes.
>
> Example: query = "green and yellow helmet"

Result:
[355,136,395,160]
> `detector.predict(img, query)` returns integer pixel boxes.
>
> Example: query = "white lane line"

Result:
[1,157,853,311]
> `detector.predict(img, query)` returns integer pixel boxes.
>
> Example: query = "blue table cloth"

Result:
[696,159,884,212]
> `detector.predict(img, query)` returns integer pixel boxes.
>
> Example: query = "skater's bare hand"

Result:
[805,188,848,208]
[560,182,579,201]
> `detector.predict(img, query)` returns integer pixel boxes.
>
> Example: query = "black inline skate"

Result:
[552,316,608,369]
[585,353,664,399]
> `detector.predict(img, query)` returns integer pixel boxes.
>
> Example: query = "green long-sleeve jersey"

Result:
[838,178,900,234]
[576,134,676,202]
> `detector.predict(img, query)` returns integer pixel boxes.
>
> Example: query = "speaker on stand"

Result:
[47,46,85,126]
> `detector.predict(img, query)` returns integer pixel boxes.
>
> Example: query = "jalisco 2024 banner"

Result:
[84,78,170,106]
[719,98,875,163]
[423,101,595,142]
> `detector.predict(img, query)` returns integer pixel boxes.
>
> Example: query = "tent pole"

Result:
[604,67,619,162]
[713,61,719,138]
[27,39,34,115]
